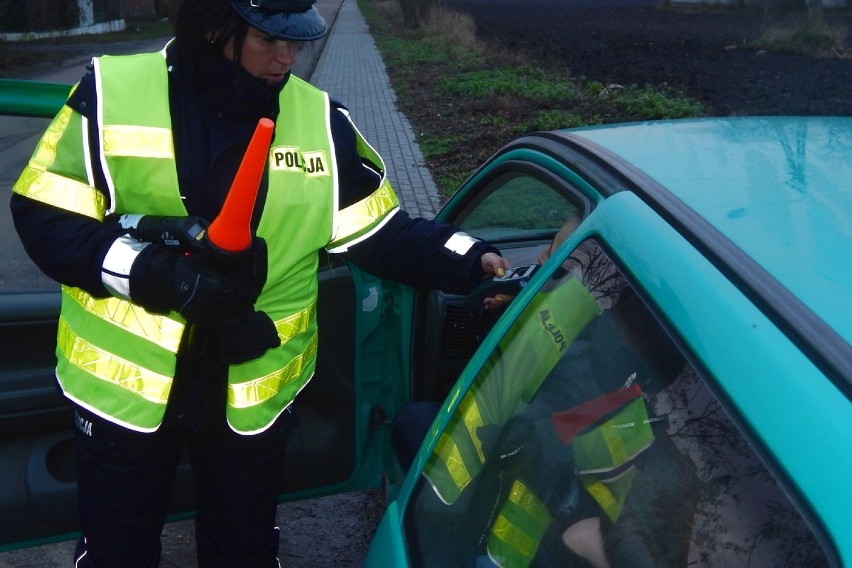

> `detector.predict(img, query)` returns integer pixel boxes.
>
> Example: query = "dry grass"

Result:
[373,1,484,53]
[423,6,483,53]
[373,0,405,27]
[754,20,850,57]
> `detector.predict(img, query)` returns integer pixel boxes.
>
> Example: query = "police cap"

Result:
[226,0,327,42]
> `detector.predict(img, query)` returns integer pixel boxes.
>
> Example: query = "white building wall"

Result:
[79,0,95,26]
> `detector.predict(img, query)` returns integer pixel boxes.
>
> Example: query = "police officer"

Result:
[9,1,506,566]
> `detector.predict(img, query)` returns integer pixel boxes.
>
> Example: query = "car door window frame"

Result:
[402,237,832,568]
[410,162,592,405]
[444,160,593,245]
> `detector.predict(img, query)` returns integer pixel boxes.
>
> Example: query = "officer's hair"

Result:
[172,0,249,87]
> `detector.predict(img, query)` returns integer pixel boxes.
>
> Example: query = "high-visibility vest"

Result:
[13,49,399,434]
[483,386,654,567]
[423,274,602,504]
[486,479,553,568]
[552,384,655,522]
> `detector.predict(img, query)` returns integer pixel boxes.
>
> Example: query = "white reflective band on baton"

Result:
[101,236,150,299]
[116,213,145,230]
[444,232,478,256]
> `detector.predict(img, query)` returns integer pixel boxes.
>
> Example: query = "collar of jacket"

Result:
[167,43,286,123]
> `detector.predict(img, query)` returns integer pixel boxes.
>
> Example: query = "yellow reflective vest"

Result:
[486,479,552,568]
[483,387,654,568]
[423,275,602,504]
[13,49,400,434]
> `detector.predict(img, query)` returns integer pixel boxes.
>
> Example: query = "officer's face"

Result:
[224,26,301,85]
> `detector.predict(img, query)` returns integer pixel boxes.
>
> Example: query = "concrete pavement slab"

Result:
[311,0,441,218]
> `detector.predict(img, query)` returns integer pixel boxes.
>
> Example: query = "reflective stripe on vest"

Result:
[57,319,172,404]
[327,178,399,252]
[65,286,184,353]
[227,299,318,409]
[572,394,654,521]
[580,466,640,523]
[424,276,601,504]
[326,113,399,253]
[56,286,182,432]
[102,124,174,158]
[424,388,488,504]
[486,480,552,568]
[12,104,107,220]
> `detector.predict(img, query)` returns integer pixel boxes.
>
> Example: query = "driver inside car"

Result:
[394,233,701,567]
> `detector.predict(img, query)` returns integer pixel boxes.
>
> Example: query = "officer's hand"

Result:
[214,310,281,365]
[203,236,269,293]
[479,253,513,311]
[483,293,515,311]
[129,242,266,327]
[106,214,210,253]
[171,251,263,327]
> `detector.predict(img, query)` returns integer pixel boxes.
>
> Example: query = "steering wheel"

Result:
[463,263,542,314]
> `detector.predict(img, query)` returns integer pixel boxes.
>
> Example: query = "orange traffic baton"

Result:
[207,117,275,253]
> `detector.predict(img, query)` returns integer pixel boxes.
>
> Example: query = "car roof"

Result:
[560,117,852,350]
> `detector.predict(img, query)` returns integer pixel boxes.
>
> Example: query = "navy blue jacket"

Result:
[10,50,495,299]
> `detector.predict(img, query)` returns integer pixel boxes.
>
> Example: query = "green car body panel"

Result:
[366,118,851,566]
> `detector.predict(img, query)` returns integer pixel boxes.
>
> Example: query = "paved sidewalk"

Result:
[311,0,441,218]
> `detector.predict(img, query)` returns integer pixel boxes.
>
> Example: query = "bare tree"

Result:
[805,0,823,22]
[762,0,826,30]
[396,0,435,29]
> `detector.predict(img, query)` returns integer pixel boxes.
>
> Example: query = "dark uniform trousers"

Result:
[71,388,288,567]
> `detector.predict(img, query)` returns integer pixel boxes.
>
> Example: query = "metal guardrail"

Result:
[0,78,72,118]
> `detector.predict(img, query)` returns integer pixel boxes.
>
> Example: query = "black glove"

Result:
[214,310,282,365]
[129,239,268,328]
[106,214,210,253]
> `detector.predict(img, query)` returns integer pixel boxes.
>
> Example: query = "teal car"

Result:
[2,80,850,566]
[364,117,852,567]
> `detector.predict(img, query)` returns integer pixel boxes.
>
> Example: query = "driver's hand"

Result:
[484,293,514,311]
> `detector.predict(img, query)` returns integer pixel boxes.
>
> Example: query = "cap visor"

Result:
[231,5,327,41]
